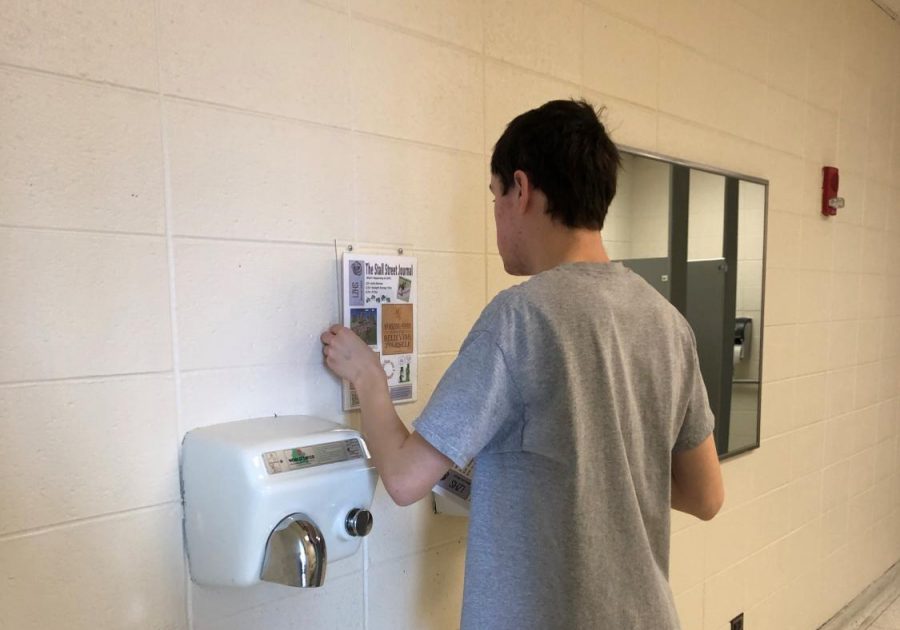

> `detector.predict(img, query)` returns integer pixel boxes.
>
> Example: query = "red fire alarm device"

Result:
[822,166,844,217]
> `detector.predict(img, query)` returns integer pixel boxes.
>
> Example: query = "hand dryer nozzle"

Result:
[260,513,326,588]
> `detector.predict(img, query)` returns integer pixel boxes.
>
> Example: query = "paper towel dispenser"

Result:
[181,415,378,588]
[734,317,752,361]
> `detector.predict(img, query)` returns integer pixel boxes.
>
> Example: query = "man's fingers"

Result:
[322,325,348,345]
[321,324,346,343]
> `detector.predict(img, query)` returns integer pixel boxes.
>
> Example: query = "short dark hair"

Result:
[490,99,620,230]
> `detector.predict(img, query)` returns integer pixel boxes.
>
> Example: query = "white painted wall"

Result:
[1,1,899,629]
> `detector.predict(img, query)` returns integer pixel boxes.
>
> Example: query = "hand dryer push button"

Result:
[345,508,374,537]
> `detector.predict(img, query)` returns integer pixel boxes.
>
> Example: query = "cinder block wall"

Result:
[0,1,898,629]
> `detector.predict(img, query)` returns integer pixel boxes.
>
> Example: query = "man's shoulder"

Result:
[483,278,537,313]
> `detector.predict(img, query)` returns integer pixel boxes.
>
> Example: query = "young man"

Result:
[321,100,723,629]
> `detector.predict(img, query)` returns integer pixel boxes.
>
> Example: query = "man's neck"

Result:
[527,227,610,274]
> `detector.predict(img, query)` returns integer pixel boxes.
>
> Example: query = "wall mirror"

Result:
[606,149,767,459]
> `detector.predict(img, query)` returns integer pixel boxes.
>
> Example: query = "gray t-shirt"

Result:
[414,261,714,630]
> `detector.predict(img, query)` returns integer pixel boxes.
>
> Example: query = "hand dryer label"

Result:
[262,439,364,474]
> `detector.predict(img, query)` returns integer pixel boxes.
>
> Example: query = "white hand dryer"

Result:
[181,415,378,588]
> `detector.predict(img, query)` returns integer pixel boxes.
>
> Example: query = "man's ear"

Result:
[512,170,531,213]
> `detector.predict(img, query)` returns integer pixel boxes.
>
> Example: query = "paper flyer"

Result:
[342,253,418,411]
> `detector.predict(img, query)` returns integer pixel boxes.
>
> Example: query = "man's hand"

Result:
[319,323,452,506]
[320,325,383,387]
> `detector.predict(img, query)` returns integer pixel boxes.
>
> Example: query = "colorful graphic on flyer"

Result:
[349,308,378,346]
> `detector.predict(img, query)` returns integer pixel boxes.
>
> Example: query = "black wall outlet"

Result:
[730,612,744,630]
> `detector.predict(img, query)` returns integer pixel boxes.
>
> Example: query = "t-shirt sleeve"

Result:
[413,330,521,468]
[673,331,716,452]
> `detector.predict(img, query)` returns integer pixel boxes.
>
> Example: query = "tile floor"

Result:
[821,565,900,630]
[870,597,900,630]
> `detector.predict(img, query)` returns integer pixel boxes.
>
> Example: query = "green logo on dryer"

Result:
[289,448,313,465]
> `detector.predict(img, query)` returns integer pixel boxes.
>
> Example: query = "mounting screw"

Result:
[398,247,404,255]
[347,244,354,252]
